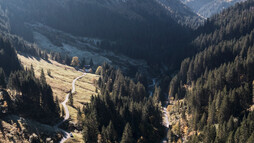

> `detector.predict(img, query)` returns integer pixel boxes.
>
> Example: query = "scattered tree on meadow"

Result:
[47,69,52,77]
[71,56,80,67]
[95,66,102,75]
[40,69,46,84]
[69,90,73,107]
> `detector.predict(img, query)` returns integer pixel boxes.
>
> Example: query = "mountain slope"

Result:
[0,0,200,70]
[181,0,245,18]
[156,0,203,28]
[168,0,254,142]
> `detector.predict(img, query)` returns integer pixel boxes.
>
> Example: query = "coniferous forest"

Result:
[169,0,254,142]
[0,36,60,124]
[81,63,164,143]
[1,0,254,143]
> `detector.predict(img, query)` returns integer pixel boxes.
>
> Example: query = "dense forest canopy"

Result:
[169,0,254,142]
[0,33,60,124]
[80,63,164,143]
[0,0,254,142]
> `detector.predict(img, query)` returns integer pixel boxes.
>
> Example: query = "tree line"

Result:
[0,35,60,124]
[79,63,165,143]
[169,0,254,142]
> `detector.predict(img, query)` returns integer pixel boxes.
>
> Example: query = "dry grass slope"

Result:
[18,54,99,143]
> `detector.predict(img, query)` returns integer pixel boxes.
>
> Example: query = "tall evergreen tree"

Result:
[121,123,133,143]
[0,68,6,88]
[55,96,60,115]
[218,96,230,123]
[89,58,94,67]
[40,69,46,84]
[104,121,118,142]
[69,91,73,107]
[61,105,65,117]
[30,64,35,77]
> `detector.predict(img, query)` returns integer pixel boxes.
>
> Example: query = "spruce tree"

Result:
[40,69,46,84]
[247,132,254,143]
[121,123,134,143]
[105,121,118,142]
[218,96,230,123]
[199,113,207,130]
[69,91,74,106]
[89,58,94,67]
[61,105,65,117]
[226,131,234,143]
[204,125,216,143]
[81,58,86,68]
[55,96,60,115]
[208,101,215,125]
[167,129,172,143]
[0,68,6,88]
[227,116,234,132]
[77,107,82,121]
[153,85,161,104]
[30,64,35,77]
[83,126,89,143]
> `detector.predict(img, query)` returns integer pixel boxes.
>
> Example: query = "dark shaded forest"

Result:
[0,35,60,124]
[79,63,164,143]
[1,0,199,70]
[169,0,254,142]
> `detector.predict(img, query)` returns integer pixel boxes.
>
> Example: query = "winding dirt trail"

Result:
[54,73,86,143]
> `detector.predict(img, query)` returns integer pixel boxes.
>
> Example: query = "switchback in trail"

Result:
[54,73,86,143]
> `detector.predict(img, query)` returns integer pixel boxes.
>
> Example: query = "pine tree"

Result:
[204,125,216,143]
[69,91,74,106]
[0,68,6,88]
[247,132,254,143]
[77,107,82,121]
[61,105,65,117]
[105,121,118,142]
[30,64,35,77]
[239,116,248,143]
[81,58,86,68]
[153,85,162,104]
[208,101,215,125]
[40,69,46,84]
[55,96,60,115]
[227,116,234,132]
[89,58,94,67]
[181,107,186,120]
[234,128,240,143]
[226,131,234,143]
[218,96,230,123]
[167,129,172,143]
[121,123,134,143]
[83,126,89,143]
[199,113,207,130]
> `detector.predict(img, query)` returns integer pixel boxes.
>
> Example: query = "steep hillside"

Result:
[0,35,63,142]
[0,0,200,70]
[168,0,254,142]
[18,54,99,142]
[156,0,203,28]
[181,0,245,18]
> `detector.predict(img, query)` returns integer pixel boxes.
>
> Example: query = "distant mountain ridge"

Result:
[180,0,246,18]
